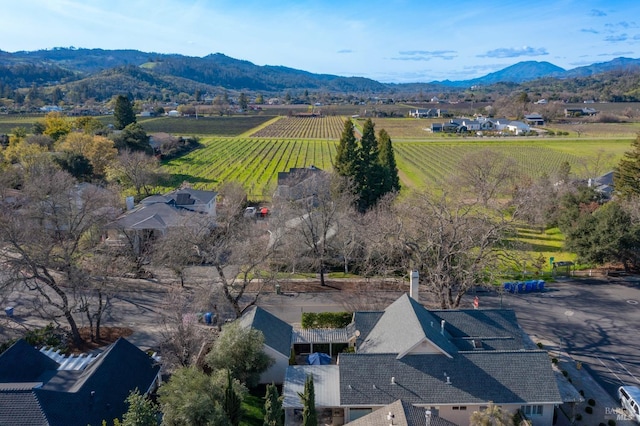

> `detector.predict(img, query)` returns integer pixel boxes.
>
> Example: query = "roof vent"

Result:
[391,376,396,385]
[446,376,451,385]
[425,410,432,426]
[472,339,483,349]
[440,319,445,335]
[373,384,377,389]
[348,384,352,390]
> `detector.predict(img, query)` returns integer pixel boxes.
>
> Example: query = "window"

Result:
[349,408,372,422]
[452,406,467,411]
[521,405,543,416]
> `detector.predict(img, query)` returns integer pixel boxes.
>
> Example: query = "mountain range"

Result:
[1,47,640,98]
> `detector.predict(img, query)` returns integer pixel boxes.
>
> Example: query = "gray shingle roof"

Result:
[0,388,49,426]
[357,294,458,357]
[111,202,189,230]
[346,399,458,426]
[339,351,562,406]
[238,306,293,357]
[165,188,217,206]
[430,309,530,351]
[0,338,160,426]
[352,311,383,347]
[0,340,59,383]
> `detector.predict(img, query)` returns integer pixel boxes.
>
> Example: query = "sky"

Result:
[2,0,640,83]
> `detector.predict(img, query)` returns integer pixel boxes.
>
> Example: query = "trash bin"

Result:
[5,307,14,317]
[275,284,281,295]
[204,312,212,325]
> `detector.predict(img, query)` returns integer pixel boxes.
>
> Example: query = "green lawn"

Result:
[241,385,269,426]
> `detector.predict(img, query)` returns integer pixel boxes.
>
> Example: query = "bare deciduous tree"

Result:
[272,172,353,286]
[0,166,120,345]
[106,150,167,199]
[391,190,514,309]
[449,149,517,206]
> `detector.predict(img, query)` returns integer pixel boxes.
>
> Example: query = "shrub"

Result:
[608,419,616,426]
[587,398,596,406]
[301,312,352,329]
[562,370,569,377]
[576,413,582,421]
[579,390,585,396]
[552,357,558,364]
[585,406,593,414]
[537,342,544,349]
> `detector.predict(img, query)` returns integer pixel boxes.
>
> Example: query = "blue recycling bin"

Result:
[517,282,525,293]
[538,280,545,291]
[5,307,14,317]
[204,312,212,325]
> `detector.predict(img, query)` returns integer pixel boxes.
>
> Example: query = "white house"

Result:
[506,121,531,135]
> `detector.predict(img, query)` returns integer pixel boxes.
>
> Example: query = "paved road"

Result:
[482,278,640,399]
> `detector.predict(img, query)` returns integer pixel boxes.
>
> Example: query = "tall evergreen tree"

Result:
[223,370,243,426]
[114,94,136,130]
[356,118,386,212]
[263,383,284,426]
[615,133,640,198]
[298,374,317,426]
[334,119,358,178]
[378,128,401,193]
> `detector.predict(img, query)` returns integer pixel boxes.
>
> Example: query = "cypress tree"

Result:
[378,128,401,193]
[263,383,284,426]
[223,370,242,426]
[615,133,640,198]
[298,374,317,426]
[357,118,385,212]
[335,119,358,177]
[113,94,136,130]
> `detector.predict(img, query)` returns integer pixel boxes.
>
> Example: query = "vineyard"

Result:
[162,138,338,199]
[136,115,274,136]
[395,141,587,189]
[161,136,632,200]
[249,115,346,139]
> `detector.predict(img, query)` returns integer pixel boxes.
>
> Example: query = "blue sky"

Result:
[2,0,640,83]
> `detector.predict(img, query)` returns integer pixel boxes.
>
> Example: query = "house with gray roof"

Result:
[106,187,217,253]
[281,293,562,426]
[0,338,161,426]
[237,306,293,385]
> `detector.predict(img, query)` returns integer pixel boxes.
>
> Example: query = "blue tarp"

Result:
[503,280,545,293]
[307,352,332,365]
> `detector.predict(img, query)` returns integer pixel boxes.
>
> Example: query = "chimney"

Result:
[410,270,419,302]
[425,410,432,426]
